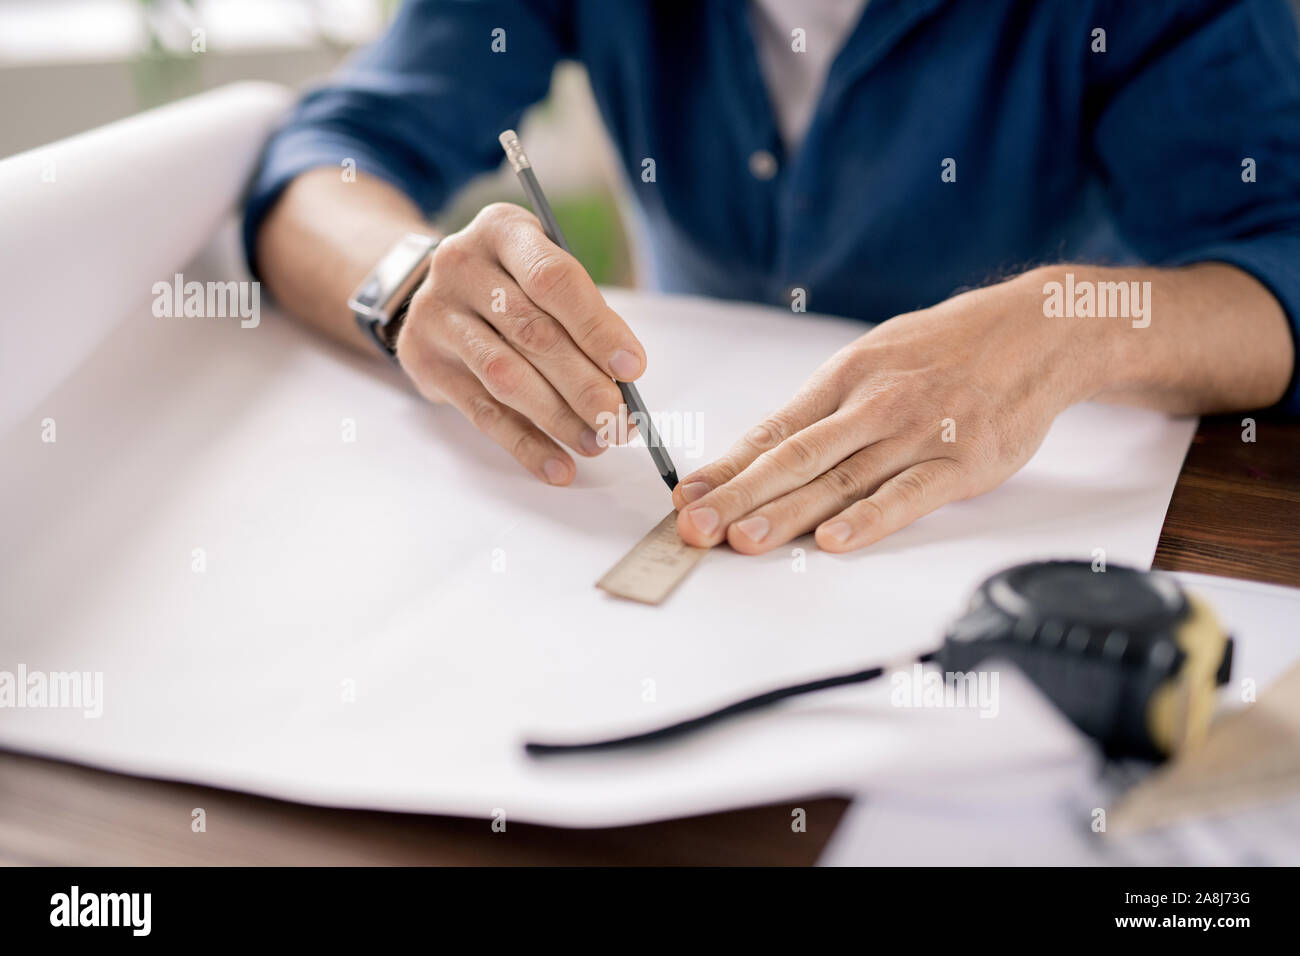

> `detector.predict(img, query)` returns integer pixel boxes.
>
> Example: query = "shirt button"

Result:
[748,149,778,180]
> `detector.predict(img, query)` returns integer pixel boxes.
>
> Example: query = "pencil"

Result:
[499,129,679,492]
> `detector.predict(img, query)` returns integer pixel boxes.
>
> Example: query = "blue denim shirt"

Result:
[244,0,1300,411]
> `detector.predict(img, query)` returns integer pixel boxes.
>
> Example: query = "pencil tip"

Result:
[664,470,679,492]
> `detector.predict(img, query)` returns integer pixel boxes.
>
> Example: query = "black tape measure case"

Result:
[940,561,1233,759]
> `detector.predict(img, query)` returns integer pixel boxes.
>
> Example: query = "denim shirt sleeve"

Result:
[241,0,573,278]
[1088,0,1300,412]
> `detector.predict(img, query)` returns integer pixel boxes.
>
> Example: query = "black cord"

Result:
[525,648,941,756]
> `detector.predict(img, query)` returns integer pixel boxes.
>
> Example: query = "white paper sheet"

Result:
[818,666,1108,866]
[0,215,1198,825]
[0,81,292,435]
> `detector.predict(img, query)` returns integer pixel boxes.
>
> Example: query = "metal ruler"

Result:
[596,510,708,605]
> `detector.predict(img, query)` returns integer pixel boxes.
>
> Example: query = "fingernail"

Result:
[610,349,641,380]
[580,428,601,454]
[688,506,719,536]
[680,481,710,503]
[543,459,569,484]
[823,521,852,544]
[735,515,770,543]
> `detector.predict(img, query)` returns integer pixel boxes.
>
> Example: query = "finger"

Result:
[724,441,913,555]
[435,361,576,485]
[465,269,627,437]
[394,320,449,405]
[439,309,604,457]
[815,458,966,552]
[397,306,577,482]
[671,378,842,511]
[488,206,646,381]
[675,411,866,547]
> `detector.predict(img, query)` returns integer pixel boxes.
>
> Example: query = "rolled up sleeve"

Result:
[242,0,573,276]
[1090,0,1300,412]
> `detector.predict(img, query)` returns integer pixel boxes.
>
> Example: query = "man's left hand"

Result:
[672,272,1106,554]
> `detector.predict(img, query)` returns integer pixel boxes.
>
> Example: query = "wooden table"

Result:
[3,415,1296,866]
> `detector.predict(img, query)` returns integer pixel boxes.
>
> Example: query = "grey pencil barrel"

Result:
[618,381,674,479]
[499,128,679,492]
[518,168,570,253]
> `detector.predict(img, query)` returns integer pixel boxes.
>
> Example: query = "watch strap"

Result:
[357,290,415,367]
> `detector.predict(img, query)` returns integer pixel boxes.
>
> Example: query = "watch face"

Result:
[352,277,384,312]
[350,234,434,319]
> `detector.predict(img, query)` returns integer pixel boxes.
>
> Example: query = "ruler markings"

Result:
[596,510,708,605]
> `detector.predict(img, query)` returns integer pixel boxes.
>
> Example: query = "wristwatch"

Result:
[347,232,439,362]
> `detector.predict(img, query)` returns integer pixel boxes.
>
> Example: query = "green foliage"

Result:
[547,192,633,286]
[442,189,634,286]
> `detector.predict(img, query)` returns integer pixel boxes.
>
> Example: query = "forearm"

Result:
[1021,262,1295,415]
[253,168,436,354]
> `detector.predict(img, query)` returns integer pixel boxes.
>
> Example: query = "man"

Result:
[246,0,1300,556]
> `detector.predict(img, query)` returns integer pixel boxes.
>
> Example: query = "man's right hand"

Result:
[395,202,646,485]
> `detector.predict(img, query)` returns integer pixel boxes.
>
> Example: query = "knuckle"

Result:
[934,457,973,497]
[820,362,850,394]
[406,292,448,340]
[821,352,861,392]
[466,395,502,433]
[705,456,745,489]
[858,496,888,527]
[571,309,606,347]
[773,433,821,475]
[406,271,436,308]
[475,201,519,228]
[510,428,541,464]
[525,252,577,302]
[575,376,621,419]
[717,482,755,517]
[747,410,796,452]
[480,351,518,395]
[823,464,861,499]
[548,407,581,442]
[430,236,470,276]
[512,309,563,355]
[892,467,934,506]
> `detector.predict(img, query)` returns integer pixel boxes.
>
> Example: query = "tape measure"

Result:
[941,560,1233,758]
[535,559,1232,759]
